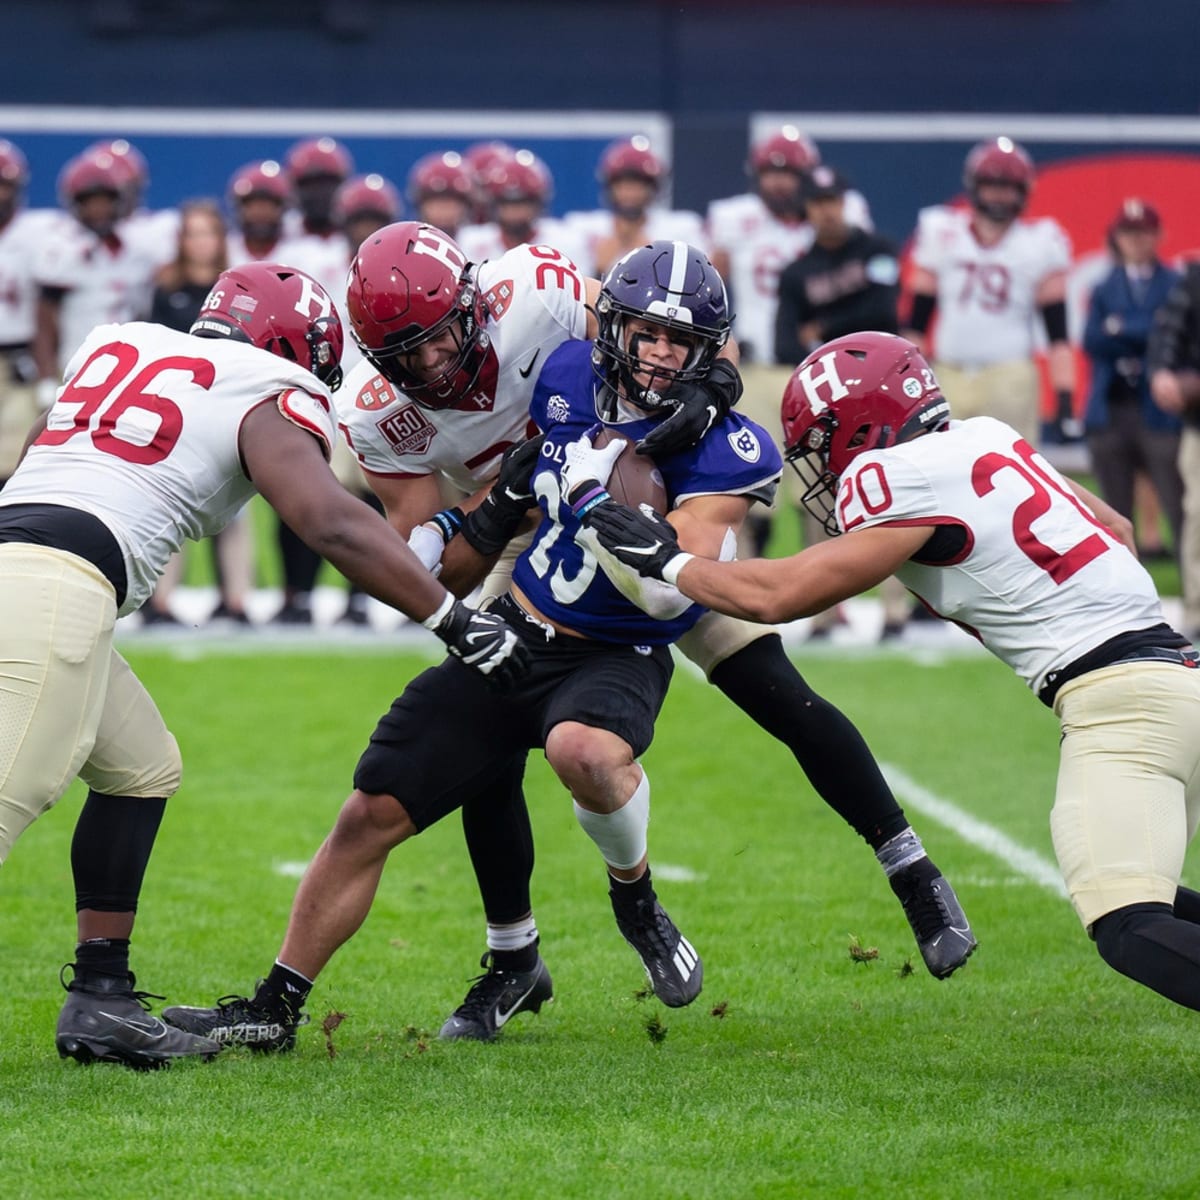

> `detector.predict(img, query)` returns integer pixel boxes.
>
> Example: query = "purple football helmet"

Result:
[592,239,731,411]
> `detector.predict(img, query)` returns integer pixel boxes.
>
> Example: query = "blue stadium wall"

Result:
[2,0,1197,246]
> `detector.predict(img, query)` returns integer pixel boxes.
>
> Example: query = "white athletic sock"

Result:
[486,916,539,953]
[573,770,650,871]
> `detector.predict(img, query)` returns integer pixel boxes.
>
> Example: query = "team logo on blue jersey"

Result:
[728,427,761,463]
[546,394,570,424]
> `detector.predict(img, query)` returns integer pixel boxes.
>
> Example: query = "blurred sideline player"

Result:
[0,261,524,1067]
[161,224,973,1050]
[407,151,474,242]
[563,136,707,278]
[583,330,1200,1021]
[0,140,48,487]
[902,137,1076,447]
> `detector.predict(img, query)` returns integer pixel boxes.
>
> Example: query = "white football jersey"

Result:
[337,243,589,494]
[0,321,336,615]
[835,416,1164,695]
[0,209,57,344]
[561,207,709,277]
[458,219,587,271]
[911,206,1072,366]
[33,221,162,369]
[706,190,872,364]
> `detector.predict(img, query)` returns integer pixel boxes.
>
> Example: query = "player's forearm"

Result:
[1046,341,1075,394]
[674,555,817,624]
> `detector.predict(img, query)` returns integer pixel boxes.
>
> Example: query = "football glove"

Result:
[560,426,626,512]
[583,501,688,583]
[636,358,743,457]
[424,597,530,687]
[461,434,545,556]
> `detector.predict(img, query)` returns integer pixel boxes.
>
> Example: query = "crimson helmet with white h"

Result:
[963,136,1034,222]
[748,125,820,176]
[781,332,950,535]
[190,262,345,391]
[345,220,491,411]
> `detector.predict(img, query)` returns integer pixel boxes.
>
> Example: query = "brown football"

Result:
[593,427,669,515]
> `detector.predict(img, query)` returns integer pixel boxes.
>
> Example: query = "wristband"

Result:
[570,486,611,521]
[661,553,695,587]
[430,506,464,543]
[420,592,454,632]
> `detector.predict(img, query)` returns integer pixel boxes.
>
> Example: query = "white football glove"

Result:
[560,428,626,504]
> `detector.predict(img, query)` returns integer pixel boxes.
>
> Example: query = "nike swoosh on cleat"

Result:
[97,1012,169,1039]
[494,981,541,1028]
[517,350,541,379]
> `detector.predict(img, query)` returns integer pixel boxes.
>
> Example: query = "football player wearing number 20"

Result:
[585,330,1200,1016]
[0,262,525,1069]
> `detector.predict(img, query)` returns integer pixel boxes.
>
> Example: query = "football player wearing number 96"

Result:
[584,330,1200,1016]
[0,261,525,1069]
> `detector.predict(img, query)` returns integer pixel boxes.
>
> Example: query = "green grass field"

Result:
[3,638,1199,1199]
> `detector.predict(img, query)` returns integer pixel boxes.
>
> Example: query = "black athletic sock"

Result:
[260,963,312,1018]
[492,941,539,973]
[609,865,654,909]
[710,635,908,847]
[73,937,131,985]
[278,519,322,594]
[1094,902,1200,1011]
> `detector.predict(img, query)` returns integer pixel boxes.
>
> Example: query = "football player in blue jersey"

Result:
[164,242,975,1050]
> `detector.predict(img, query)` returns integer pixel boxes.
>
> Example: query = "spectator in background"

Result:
[564,136,707,278]
[774,165,912,639]
[146,198,254,628]
[902,137,1075,448]
[407,151,474,241]
[1149,262,1200,642]
[1082,199,1183,567]
[0,140,44,489]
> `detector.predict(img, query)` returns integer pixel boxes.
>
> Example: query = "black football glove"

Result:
[583,501,685,582]
[1048,388,1083,444]
[461,433,546,556]
[635,358,743,458]
[428,599,530,688]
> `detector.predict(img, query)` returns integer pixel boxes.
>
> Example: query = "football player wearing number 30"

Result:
[583,330,1200,1016]
[0,262,526,1069]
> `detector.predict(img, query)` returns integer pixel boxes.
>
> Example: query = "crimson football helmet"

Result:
[963,137,1034,222]
[86,138,148,215]
[593,240,731,413]
[345,220,491,410]
[0,139,28,188]
[334,173,402,226]
[227,160,291,207]
[406,151,473,205]
[58,152,123,207]
[190,262,345,391]
[285,136,354,183]
[781,332,950,535]
[748,125,820,175]
[481,149,553,206]
[599,136,665,188]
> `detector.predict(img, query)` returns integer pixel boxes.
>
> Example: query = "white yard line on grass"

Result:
[882,763,1068,898]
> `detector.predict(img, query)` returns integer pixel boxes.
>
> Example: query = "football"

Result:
[593,427,670,515]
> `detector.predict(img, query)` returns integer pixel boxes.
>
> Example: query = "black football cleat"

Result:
[612,894,702,1007]
[439,952,554,1041]
[55,967,221,1070]
[891,861,978,979]
[162,987,307,1052]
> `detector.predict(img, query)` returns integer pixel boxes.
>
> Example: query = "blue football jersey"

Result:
[510,341,782,643]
